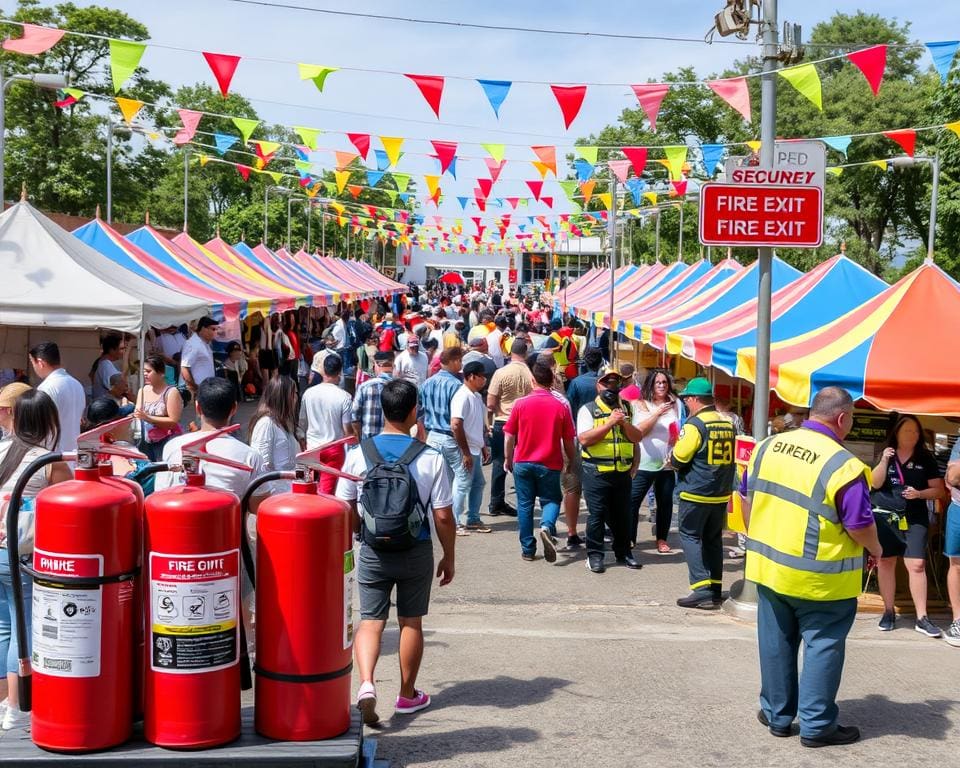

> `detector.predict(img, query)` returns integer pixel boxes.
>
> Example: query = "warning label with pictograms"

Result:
[149,549,239,674]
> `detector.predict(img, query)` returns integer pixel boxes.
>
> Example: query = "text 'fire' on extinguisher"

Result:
[239,436,360,741]
[4,418,152,753]
[143,424,251,749]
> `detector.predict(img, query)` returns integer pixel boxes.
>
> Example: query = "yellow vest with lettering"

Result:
[745,427,870,600]
[581,398,634,473]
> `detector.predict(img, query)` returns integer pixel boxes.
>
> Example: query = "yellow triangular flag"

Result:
[643,191,657,205]
[380,136,404,167]
[945,120,960,139]
[330,201,345,216]
[268,171,282,184]
[531,161,551,179]
[597,192,613,211]
[198,154,210,167]
[777,63,822,110]
[256,140,282,157]
[115,96,144,124]
[746,140,761,153]
[294,126,320,149]
[663,146,687,180]
[424,174,440,197]
[482,143,506,163]
[575,146,599,164]
[334,169,351,193]
[827,167,844,176]
[870,160,888,170]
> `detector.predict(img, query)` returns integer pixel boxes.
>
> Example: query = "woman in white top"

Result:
[248,377,301,494]
[0,386,70,730]
[628,369,683,554]
[133,355,184,462]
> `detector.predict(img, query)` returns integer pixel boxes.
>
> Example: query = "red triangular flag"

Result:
[203,52,241,97]
[477,178,493,198]
[550,84,587,130]
[846,45,886,96]
[526,180,543,201]
[622,147,649,176]
[429,188,442,206]
[405,74,444,118]
[506,197,520,210]
[236,164,250,181]
[630,84,669,132]
[347,133,371,159]
[485,157,506,183]
[476,197,487,212]
[707,77,751,122]
[541,197,553,209]
[431,140,458,174]
[884,129,916,157]
[671,180,688,197]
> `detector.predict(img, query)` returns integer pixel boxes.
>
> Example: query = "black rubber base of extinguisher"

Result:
[253,660,353,683]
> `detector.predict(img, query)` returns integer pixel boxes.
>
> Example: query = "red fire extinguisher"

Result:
[4,418,146,752]
[143,425,251,748]
[239,438,358,740]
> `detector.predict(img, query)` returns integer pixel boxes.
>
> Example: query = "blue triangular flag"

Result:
[927,41,960,84]
[293,146,310,161]
[214,133,237,155]
[477,79,512,117]
[399,193,410,205]
[366,170,385,187]
[457,196,469,209]
[446,156,457,179]
[821,135,852,157]
[625,178,646,206]
[574,158,595,182]
[700,144,725,176]
[374,149,390,171]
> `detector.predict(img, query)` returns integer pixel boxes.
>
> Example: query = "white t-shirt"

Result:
[179,334,215,387]
[487,328,504,368]
[157,331,186,360]
[394,350,429,387]
[92,357,120,399]
[154,433,266,499]
[249,417,300,494]
[632,400,680,471]
[298,383,353,448]
[331,319,347,350]
[38,367,86,453]
[451,385,486,454]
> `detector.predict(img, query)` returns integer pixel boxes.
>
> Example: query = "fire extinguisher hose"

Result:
[5,451,64,712]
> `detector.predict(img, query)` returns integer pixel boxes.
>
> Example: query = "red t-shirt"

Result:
[504,388,575,470]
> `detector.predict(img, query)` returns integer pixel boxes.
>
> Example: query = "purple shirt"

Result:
[739,420,874,530]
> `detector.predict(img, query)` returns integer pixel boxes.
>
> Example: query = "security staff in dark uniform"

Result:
[669,377,735,608]
[576,367,644,573]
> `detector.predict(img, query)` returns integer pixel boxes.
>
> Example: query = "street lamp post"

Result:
[263,185,291,245]
[889,153,941,262]
[0,67,67,206]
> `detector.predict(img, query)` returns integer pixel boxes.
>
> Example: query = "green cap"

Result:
[678,377,713,397]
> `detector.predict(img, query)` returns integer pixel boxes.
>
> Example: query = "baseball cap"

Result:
[462,361,487,378]
[678,377,713,397]
[468,336,487,348]
[407,336,420,347]
[0,382,32,409]
[597,366,624,384]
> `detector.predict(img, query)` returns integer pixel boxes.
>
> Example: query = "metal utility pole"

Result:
[182,151,189,232]
[677,203,684,262]
[927,152,940,262]
[654,209,661,261]
[321,202,326,255]
[607,174,618,364]
[106,115,113,224]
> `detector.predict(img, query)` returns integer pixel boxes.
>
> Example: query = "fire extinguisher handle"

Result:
[293,436,361,482]
[75,417,147,463]
[179,424,252,472]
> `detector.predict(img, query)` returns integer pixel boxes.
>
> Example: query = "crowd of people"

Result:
[1,279,959,747]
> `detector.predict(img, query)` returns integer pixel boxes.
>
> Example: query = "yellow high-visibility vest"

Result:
[581,398,634,473]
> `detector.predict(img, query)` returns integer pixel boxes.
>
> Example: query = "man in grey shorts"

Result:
[336,379,456,725]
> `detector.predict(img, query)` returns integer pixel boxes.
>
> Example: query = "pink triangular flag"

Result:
[485,157,506,183]
[630,84,669,132]
[707,77,751,122]
[608,159,631,183]
[846,45,887,96]
[431,140,458,174]
[2,23,65,55]
[347,133,371,159]
[526,180,543,201]
[203,52,241,97]
[172,109,203,145]
[884,129,916,157]
[622,147,649,176]
[550,85,587,130]
[405,74,444,118]
[506,197,520,209]
[531,145,557,176]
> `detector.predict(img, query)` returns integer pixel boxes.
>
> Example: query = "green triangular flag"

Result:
[294,160,312,172]
[298,63,338,92]
[109,39,146,93]
[232,117,259,144]
[387,190,398,205]
[268,171,282,184]
[575,146,599,164]
[777,63,822,111]
[558,180,579,201]
[393,173,410,193]
[294,126,321,149]
[482,143,506,163]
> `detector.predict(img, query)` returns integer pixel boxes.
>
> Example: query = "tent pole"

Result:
[607,174,618,366]
[677,203,684,263]
[106,115,113,225]
[306,200,312,252]
[654,210,661,262]
[182,150,189,233]
[321,203,326,256]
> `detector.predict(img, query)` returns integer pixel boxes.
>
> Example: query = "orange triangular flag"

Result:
[580,180,596,205]
[334,151,359,170]
[115,96,144,124]
[531,145,557,176]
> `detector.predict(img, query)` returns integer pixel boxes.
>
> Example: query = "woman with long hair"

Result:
[629,368,683,554]
[248,376,300,494]
[133,355,183,462]
[870,415,945,637]
[0,386,70,730]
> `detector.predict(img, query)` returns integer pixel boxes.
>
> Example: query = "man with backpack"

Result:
[336,380,456,726]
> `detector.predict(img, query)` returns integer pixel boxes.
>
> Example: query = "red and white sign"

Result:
[699,184,823,248]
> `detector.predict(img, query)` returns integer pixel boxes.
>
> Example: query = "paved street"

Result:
[360,468,959,768]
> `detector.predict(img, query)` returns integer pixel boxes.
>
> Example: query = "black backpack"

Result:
[358,439,428,551]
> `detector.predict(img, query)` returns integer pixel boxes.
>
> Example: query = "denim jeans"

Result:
[757,585,857,739]
[513,462,562,556]
[453,452,485,526]
[0,554,32,674]
[427,432,462,478]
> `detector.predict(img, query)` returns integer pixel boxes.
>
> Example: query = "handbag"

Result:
[146,423,182,443]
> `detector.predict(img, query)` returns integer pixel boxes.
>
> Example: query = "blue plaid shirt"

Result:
[352,373,391,440]
[418,369,462,435]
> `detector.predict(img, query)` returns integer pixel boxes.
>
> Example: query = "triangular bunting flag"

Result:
[630,83,670,131]
[457,197,469,210]
[947,120,960,139]
[380,137,404,168]
[109,39,145,93]
[746,140,762,153]
[526,180,543,201]
[394,173,410,193]
[822,135,852,157]
[198,154,210,167]
[827,167,844,176]
[203,51,241,97]
[405,74,444,118]
[115,97,143,124]
[2,23,64,55]
[255,141,281,161]
[231,117,259,144]
[236,164,250,181]
[531,162,551,179]
[625,178,646,206]
[214,133,236,155]
[374,149,390,171]
[550,84,587,129]
[366,170,385,187]
[883,129,916,156]
[506,198,520,209]
[870,160,889,170]
[431,140,457,174]
[531,145,557,176]
[597,193,612,211]
[54,88,84,108]
[574,159,595,182]
[576,146,599,165]
[294,126,320,149]
[334,151,359,170]
[707,77,751,122]
[777,63,822,110]
[608,159,631,183]
[580,180,596,205]
[643,192,657,205]
[347,133,371,159]
[926,41,960,84]
[347,185,362,200]
[671,180,688,197]
[700,144,724,176]
[298,63,338,92]
[485,157,506,183]
[477,79,512,117]
[172,109,203,145]
[424,175,441,197]
[482,143,506,163]
[663,146,688,181]
[621,147,648,177]
[334,170,351,193]
[477,178,493,199]
[559,180,578,201]
[846,45,886,96]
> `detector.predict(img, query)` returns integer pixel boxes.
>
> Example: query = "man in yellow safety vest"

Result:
[741,386,882,748]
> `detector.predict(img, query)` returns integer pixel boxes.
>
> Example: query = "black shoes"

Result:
[521,552,536,562]
[566,534,584,549]
[676,592,722,609]
[757,710,792,738]
[615,555,643,570]
[800,725,861,748]
[489,503,518,517]
[586,554,605,573]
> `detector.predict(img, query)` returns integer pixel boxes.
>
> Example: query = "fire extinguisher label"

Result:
[343,549,355,650]
[31,549,104,678]
[148,549,239,674]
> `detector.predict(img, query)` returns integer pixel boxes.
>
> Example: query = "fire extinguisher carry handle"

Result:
[178,424,252,472]
[294,436,361,482]
[75,417,147,463]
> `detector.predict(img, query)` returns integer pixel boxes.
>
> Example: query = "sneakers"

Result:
[915,616,942,638]
[566,534,584,549]
[456,526,471,537]
[944,619,960,647]
[586,554,605,573]
[395,690,431,714]
[878,611,896,631]
[539,528,557,563]
[656,540,672,555]
[615,555,643,570]
[800,724,861,748]
[676,592,720,610]
[1,705,30,730]
[464,523,492,533]
[357,681,379,725]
